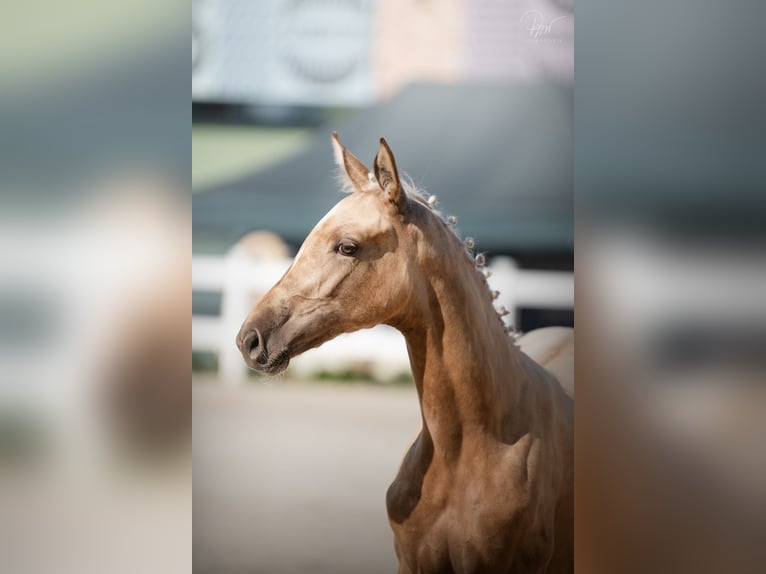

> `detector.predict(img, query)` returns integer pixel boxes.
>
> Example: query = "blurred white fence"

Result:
[192,253,573,385]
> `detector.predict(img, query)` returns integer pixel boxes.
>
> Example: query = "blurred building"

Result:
[192,0,573,106]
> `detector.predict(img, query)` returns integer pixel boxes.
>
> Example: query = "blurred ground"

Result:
[193,377,421,574]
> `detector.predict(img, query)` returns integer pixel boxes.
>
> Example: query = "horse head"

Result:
[236,133,433,374]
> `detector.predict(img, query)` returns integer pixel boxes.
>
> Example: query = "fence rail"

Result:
[192,254,573,385]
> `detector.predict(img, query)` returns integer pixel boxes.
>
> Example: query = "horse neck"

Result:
[395,223,530,461]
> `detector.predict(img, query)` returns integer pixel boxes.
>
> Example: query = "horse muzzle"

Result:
[236,324,291,375]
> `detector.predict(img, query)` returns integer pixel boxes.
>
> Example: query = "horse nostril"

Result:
[243,328,265,363]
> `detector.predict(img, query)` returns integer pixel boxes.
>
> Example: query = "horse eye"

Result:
[336,241,358,256]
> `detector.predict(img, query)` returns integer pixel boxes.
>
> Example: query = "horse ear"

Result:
[332,132,370,192]
[374,138,406,213]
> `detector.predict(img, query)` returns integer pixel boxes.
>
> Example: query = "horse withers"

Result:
[237,134,574,574]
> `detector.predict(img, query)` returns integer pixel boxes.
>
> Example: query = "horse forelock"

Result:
[334,169,381,195]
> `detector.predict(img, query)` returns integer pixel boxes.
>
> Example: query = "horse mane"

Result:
[399,176,521,342]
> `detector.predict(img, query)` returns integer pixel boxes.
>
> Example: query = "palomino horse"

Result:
[237,134,574,573]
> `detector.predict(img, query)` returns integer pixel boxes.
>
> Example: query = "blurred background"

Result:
[192,0,572,572]
[0,1,190,573]
[576,1,766,572]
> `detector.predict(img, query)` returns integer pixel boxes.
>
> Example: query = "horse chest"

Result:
[387,444,555,573]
